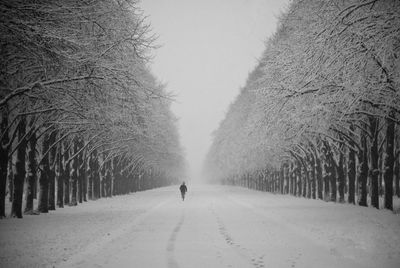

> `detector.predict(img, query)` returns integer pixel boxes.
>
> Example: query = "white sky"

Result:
[140,0,290,182]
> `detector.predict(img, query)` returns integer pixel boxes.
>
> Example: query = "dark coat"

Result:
[179,184,187,193]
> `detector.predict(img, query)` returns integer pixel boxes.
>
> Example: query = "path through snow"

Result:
[1,185,400,267]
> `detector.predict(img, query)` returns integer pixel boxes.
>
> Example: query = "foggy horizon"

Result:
[140,0,290,182]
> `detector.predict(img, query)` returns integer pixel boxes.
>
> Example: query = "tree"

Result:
[204,0,400,211]
[1,0,185,218]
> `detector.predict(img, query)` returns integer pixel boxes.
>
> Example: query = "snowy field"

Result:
[1,185,400,268]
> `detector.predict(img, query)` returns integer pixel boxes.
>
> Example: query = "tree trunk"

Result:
[337,152,345,203]
[100,165,105,197]
[395,157,399,198]
[108,161,113,197]
[284,165,288,194]
[310,156,316,199]
[303,166,308,198]
[383,113,395,210]
[289,163,293,194]
[323,162,330,202]
[330,157,337,202]
[315,154,323,200]
[77,139,84,203]
[24,125,37,214]
[0,107,9,218]
[94,168,100,199]
[280,166,284,194]
[8,158,13,203]
[358,133,368,207]
[112,157,118,196]
[78,170,83,203]
[348,146,356,205]
[87,154,93,200]
[378,153,384,196]
[11,117,27,218]
[38,132,51,213]
[47,130,57,211]
[57,143,64,208]
[111,158,115,196]
[106,167,112,197]
[293,164,298,196]
[63,143,70,205]
[306,162,311,199]
[70,171,78,206]
[369,116,380,209]
[82,157,87,202]
[70,141,78,206]
[296,166,301,197]
[93,151,100,199]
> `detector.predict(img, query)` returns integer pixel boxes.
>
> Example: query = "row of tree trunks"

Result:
[2,131,176,218]
[224,122,399,210]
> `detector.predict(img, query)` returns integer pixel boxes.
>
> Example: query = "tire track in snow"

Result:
[166,212,185,268]
[224,193,304,268]
[211,205,266,268]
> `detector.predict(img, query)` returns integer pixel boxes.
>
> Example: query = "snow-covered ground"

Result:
[1,185,400,268]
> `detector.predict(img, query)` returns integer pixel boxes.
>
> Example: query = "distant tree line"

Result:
[204,0,400,210]
[0,0,185,218]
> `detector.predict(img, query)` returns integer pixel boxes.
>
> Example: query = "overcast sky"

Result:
[140,0,290,182]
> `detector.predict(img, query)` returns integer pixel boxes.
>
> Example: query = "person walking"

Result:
[179,182,187,201]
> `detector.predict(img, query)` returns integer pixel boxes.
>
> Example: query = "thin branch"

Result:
[0,75,104,107]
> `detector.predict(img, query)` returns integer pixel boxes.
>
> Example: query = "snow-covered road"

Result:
[1,185,400,268]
